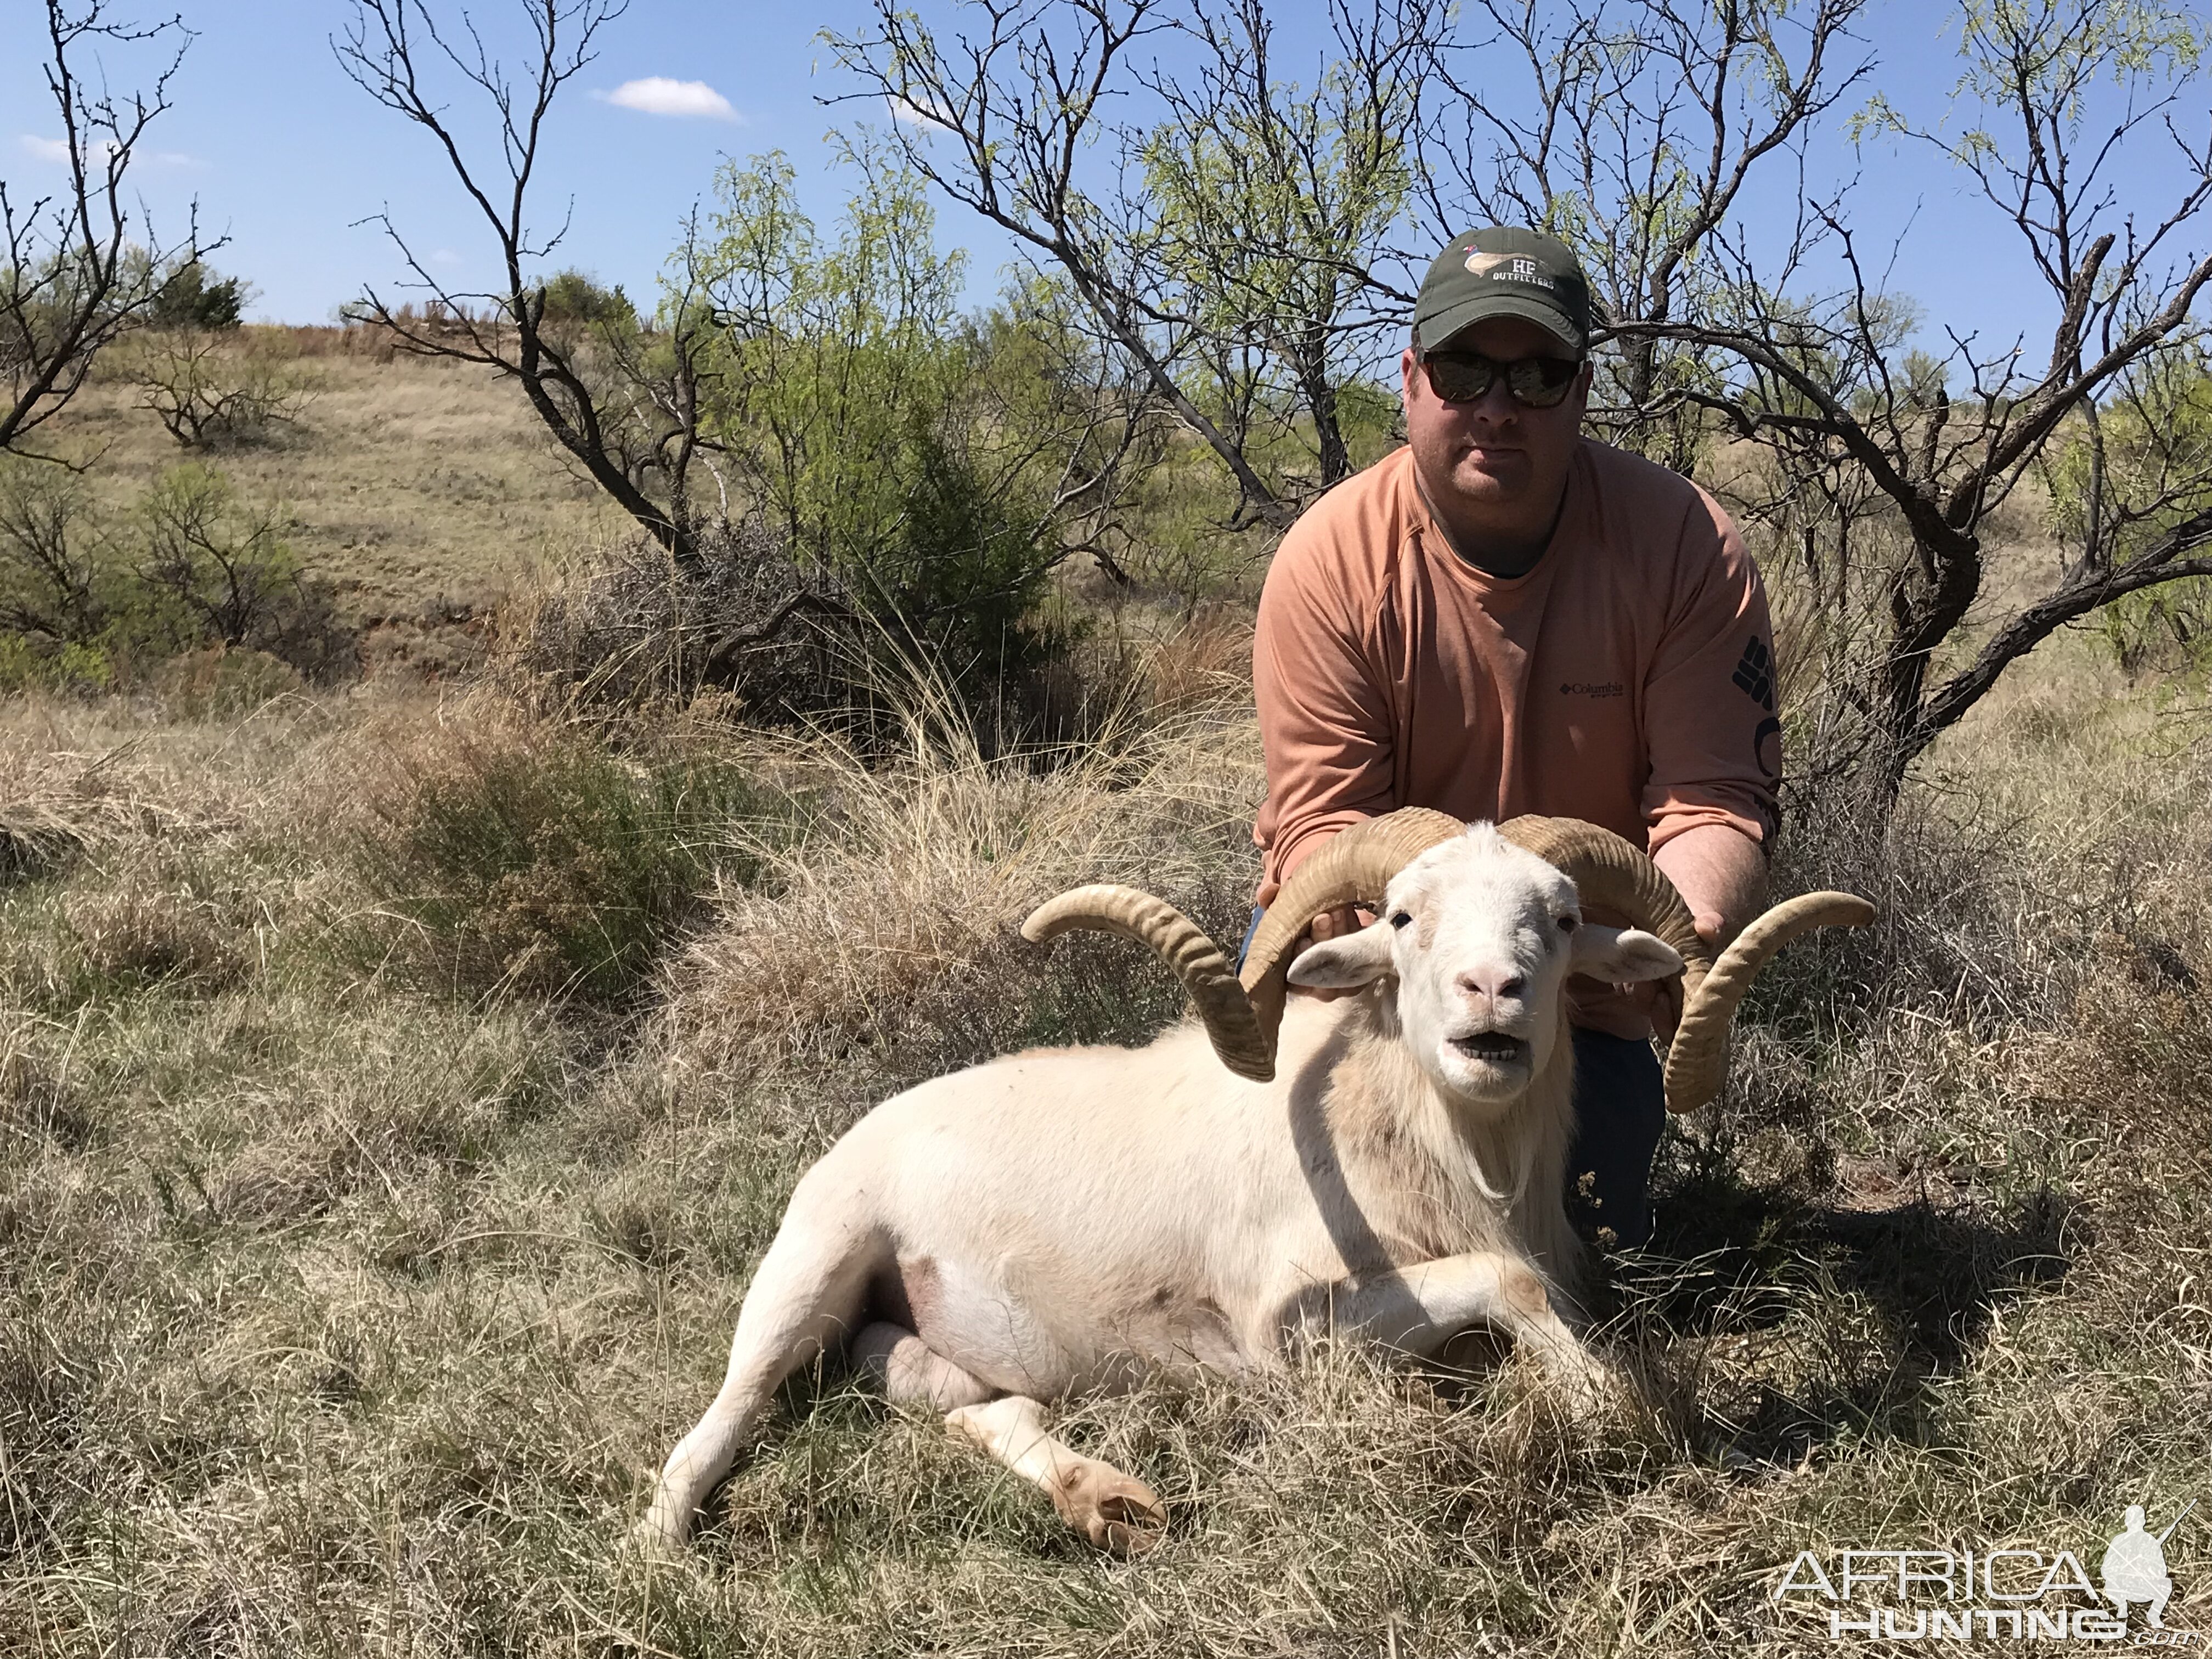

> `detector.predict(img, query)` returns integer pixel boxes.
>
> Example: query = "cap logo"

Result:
[1466,250,1548,286]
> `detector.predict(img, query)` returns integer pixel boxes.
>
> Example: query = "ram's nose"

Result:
[1453,968,1526,1016]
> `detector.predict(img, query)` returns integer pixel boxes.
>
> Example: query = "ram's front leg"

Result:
[1331,1250,1615,1412]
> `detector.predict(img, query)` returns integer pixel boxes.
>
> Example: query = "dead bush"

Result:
[126,326,322,448]
[495,521,865,719]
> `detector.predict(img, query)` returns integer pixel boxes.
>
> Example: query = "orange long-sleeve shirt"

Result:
[1253,440,1782,1036]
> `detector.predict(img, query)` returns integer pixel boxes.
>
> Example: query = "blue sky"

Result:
[3,1,2203,370]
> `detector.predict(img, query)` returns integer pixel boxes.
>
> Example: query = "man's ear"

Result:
[1285,922,1397,990]
[1569,924,1682,984]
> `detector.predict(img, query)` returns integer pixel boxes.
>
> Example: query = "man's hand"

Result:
[1289,905,1377,1001]
[1621,826,1769,1039]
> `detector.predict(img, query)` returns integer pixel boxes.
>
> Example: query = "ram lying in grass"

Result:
[643,808,1872,1553]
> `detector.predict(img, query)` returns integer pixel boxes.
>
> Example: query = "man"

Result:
[2101,1505,2175,1629]
[1246,225,1781,1248]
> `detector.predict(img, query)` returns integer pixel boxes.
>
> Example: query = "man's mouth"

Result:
[1449,1033,1529,1065]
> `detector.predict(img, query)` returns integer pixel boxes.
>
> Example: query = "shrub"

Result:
[343,712,789,1003]
[136,464,350,679]
[148,260,249,331]
[2096,579,2212,680]
[0,459,347,688]
[128,325,320,448]
[0,458,114,649]
[535,269,637,330]
[690,152,1085,722]
[874,414,1067,695]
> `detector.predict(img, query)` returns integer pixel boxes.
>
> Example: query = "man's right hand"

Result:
[1289,905,1373,1001]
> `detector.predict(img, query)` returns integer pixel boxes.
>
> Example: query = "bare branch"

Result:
[2,1,221,460]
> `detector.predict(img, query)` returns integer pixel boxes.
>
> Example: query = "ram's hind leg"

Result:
[851,1322,992,1410]
[945,1395,1167,1556]
[851,1325,1167,1553]
[639,1212,881,1549]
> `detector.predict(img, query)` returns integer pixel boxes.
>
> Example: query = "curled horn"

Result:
[1496,814,1875,1113]
[1020,808,1468,1083]
[1660,889,1875,1111]
[1022,885,1274,1081]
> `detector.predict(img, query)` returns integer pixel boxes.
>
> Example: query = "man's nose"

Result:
[1462,376,1520,424]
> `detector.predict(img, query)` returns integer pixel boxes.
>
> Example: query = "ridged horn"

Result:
[1498,814,1874,1114]
[1661,890,1876,1112]
[1238,808,1469,1057]
[1497,815,1713,1045]
[1019,808,1468,1084]
[1496,815,1713,979]
[1021,885,1276,1081]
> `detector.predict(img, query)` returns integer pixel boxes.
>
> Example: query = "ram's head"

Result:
[1023,810,1876,1113]
[1282,823,1681,1103]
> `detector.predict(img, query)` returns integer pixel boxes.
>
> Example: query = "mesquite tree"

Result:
[827,0,1432,529]
[2,1,218,462]
[334,0,716,568]
[837,0,2212,804]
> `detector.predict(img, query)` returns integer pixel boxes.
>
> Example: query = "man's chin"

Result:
[1447,458,1532,503]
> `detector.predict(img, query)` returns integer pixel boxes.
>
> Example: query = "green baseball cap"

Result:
[1413,226,1593,357]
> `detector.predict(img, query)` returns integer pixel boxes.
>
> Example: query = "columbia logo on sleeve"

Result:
[1732,635,1774,711]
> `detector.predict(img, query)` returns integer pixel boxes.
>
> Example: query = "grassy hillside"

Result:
[1,600,2207,1652]
[32,329,626,678]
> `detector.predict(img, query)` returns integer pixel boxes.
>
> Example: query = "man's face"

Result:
[1399,315,1592,533]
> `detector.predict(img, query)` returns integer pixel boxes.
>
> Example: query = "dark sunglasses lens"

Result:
[1505,357,1579,407]
[1425,356,1495,403]
[1424,352,1579,406]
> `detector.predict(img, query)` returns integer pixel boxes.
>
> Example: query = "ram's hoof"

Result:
[628,1504,691,1560]
[1050,1460,1167,1556]
[1551,1350,1625,1420]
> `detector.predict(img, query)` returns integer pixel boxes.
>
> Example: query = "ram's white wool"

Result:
[641,824,1683,1554]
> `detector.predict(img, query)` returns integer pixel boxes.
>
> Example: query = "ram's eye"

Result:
[1390,911,1413,930]
[1557,915,1579,933]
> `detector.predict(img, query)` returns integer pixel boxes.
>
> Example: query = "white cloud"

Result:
[889,97,951,132]
[595,78,741,121]
[430,248,464,267]
[18,134,198,166]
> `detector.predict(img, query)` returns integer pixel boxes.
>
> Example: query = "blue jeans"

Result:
[1237,906,1664,1247]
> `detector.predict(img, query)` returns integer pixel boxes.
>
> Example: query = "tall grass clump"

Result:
[336,704,789,1003]
[654,658,1265,1125]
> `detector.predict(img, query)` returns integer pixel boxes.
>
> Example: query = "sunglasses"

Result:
[1417,348,1583,409]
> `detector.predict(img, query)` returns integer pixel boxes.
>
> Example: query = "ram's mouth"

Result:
[1448,1033,1530,1066]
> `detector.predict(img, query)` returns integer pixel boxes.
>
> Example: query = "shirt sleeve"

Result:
[1641,490,1783,854]
[1252,526,1400,904]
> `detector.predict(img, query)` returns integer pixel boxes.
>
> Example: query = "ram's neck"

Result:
[1319,992,1582,1285]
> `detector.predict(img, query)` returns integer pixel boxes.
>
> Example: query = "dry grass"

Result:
[1,631,2208,1655]
[658,681,1263,1094]
[35,337,625,676]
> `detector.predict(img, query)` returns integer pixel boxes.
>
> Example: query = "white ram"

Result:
[641,809,1871,1552]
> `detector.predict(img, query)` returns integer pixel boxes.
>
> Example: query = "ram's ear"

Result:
[1569,924,1683,984]
[1285,921,1397,989]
